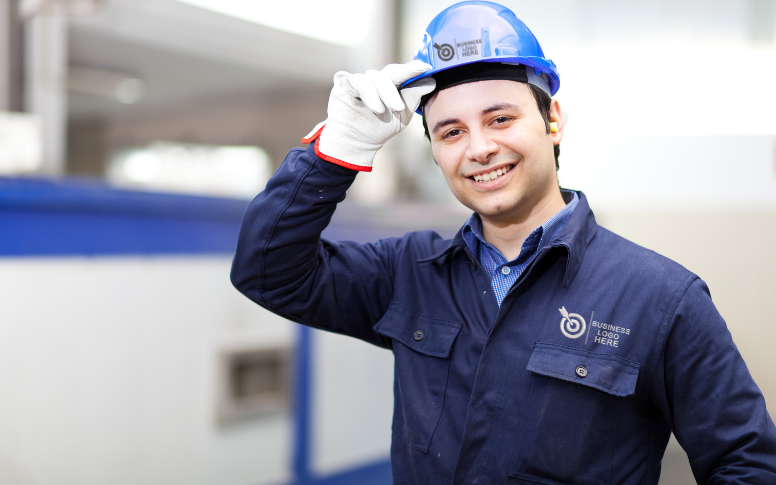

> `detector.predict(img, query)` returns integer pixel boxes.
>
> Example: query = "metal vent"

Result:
[217,347,291,424]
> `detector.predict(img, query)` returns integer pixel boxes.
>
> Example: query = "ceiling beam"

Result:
[68,0,349,85]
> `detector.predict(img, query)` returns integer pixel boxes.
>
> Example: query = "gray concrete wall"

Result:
[0,0,11,111]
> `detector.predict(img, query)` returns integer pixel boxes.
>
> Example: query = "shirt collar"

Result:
[418,191,598,288]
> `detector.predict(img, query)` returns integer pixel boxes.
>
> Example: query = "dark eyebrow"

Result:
[481,103,521,116]
[431,118,460,135]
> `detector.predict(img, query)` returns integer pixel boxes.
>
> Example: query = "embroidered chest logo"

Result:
[558,306,586,339]
[557,307,633,347]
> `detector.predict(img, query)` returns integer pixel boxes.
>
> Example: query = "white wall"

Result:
[0,256,294,485]
[311,331,394,476]
[561,134,776,211]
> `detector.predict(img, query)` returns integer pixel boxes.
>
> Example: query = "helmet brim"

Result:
[402,57,560,115]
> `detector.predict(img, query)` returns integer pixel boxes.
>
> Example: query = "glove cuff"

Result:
[313,138,373,172]
[301,121,374,172]
[301,121,326,144]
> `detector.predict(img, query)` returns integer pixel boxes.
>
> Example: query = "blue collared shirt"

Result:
[462,190,579,306]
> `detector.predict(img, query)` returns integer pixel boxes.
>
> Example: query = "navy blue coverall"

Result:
[231,145,776,484]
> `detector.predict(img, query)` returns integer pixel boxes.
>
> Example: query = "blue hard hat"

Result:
[402,1,560,104]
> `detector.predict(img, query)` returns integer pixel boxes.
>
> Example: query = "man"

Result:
[231,1,776,483]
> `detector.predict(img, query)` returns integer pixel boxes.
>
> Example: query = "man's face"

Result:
[424,80,563,224]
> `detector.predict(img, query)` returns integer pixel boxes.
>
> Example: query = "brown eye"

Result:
[442,129,461,140]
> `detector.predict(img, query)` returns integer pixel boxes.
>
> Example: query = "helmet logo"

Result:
[433,43,455,61]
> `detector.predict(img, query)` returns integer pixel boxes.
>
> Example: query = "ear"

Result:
[549,98,564,145]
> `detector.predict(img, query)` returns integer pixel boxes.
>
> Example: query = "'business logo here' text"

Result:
[457,39,481,57]
[591,320,630,348]
[559,306,632,348]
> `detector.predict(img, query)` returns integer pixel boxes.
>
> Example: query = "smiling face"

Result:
[424,80,564,226]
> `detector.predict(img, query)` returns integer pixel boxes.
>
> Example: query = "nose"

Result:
[465,127,498,164]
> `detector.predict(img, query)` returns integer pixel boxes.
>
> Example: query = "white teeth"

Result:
[471,164,514,183]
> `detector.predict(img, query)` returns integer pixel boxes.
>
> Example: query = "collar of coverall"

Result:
[416,190,597,289]
[419,62,551,112]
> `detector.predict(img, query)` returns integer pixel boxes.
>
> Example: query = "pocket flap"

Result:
[527,343,640,397]
[373,300,462,358]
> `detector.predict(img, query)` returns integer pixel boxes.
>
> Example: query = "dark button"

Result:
[413,330,425,341]
[575,365,588,378]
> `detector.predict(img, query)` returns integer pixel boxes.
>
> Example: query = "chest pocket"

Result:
[373,299,462,453]
[509,343,640,485]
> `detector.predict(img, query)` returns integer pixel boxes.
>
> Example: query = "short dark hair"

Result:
[422,83,560,171]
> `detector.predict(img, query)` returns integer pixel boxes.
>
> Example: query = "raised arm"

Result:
[230,62,435,346]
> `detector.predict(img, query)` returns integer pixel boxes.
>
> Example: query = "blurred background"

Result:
[0,0,774,484]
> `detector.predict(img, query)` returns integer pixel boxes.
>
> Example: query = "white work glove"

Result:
[302,60,436,172]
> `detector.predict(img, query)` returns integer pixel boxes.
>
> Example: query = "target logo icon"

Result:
[433,43,455,61]
[559,306,586,339]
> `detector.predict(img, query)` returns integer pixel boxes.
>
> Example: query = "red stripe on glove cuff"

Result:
[301,124,325,144]
[313,138,372,172]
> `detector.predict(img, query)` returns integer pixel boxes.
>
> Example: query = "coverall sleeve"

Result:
[230,145,399,347]
[653,278,776,484]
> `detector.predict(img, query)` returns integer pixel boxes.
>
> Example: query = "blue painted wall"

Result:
[0,177,249,256]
